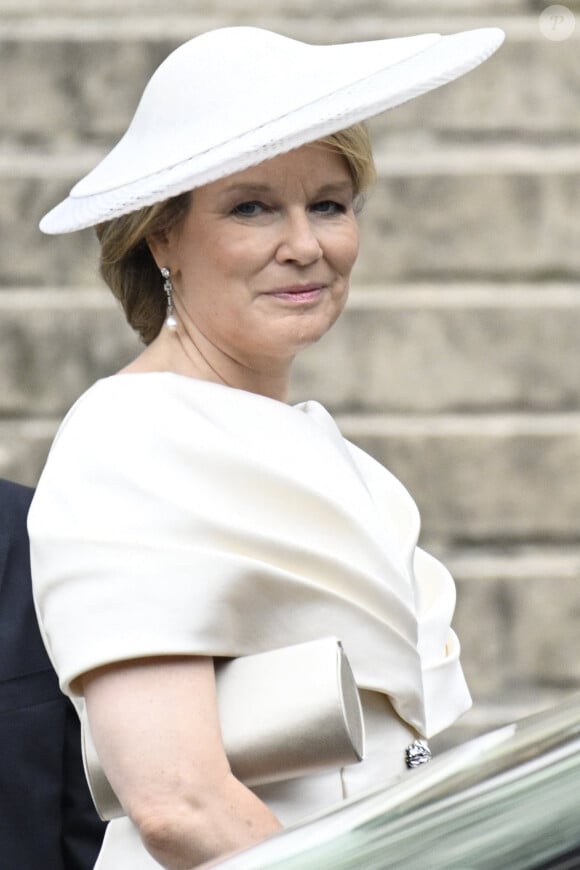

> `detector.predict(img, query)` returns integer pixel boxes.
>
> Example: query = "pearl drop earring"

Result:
[161,267,178,330]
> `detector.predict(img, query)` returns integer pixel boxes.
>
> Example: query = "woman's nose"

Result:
[275,212,323,266]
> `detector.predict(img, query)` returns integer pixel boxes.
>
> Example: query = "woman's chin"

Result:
[272,317,339,357]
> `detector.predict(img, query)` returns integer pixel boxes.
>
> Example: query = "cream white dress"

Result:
[28,373,471,869]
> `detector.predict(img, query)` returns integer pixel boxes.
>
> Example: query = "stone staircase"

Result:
[1,0,580,745]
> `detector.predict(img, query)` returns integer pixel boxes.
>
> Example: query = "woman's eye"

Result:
[312,200,347,215]
[232,201,265,217]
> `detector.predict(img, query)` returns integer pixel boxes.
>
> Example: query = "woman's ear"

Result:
[146,231,171,272]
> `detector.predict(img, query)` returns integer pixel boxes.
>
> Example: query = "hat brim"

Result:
[40,27,504,234]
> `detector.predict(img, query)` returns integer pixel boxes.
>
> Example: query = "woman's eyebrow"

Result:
[221,180,354,197]
[221,183,272,196]
[315,181,354,196]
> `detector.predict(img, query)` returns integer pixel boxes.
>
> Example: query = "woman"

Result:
[29,25,504,870]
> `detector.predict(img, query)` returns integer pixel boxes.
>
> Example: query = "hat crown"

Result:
[129,28,317,152]
[135,27,311,131]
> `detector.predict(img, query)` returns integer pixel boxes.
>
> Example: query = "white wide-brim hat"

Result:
[40,25,504,235]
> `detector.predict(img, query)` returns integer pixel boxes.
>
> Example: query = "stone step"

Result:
[2,286,580,417]
[2,148,578,287]
[0,2,549,18]
[3,409,580,545]
[0,289,141,417]
[0,16,578,150]
[336,411,580,545]
[1,9,576,33]
[443,545,580,701]
[293,284,580,413]
[435,543,580,746]
[358,153,580,282]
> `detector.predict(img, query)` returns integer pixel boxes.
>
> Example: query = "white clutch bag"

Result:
[82,637,365,820]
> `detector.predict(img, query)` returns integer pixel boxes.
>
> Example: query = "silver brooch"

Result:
[405,738,432,769]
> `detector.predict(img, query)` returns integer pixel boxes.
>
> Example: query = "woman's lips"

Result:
[266,283,325,302]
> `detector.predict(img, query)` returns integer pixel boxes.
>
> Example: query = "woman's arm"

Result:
[82,656,282,870]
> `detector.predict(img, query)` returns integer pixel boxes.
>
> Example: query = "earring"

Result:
[161,267,178,330]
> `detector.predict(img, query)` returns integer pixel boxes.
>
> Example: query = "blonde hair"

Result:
[97,122,376,345]
[317,123,376,198]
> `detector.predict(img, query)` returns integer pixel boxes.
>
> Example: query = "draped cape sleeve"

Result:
[29,373,471,738]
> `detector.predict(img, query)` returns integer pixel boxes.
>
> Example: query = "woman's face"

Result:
[150,143,360,372]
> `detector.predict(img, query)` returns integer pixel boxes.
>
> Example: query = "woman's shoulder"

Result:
[63,372,187,420]
[31,375,210,529]
[58,373,311,453]
[39,373,281,487]
[53,373,220,445]
[36,374,203,491]
[59,373,281,427]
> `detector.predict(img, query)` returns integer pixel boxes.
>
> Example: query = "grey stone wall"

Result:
[1,0,580,744]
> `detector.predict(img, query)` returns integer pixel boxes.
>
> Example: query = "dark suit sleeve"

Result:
[61,700,109,870]
[0,479,106,870]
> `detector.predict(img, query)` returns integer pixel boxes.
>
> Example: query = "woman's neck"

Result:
[120,326,293,403]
